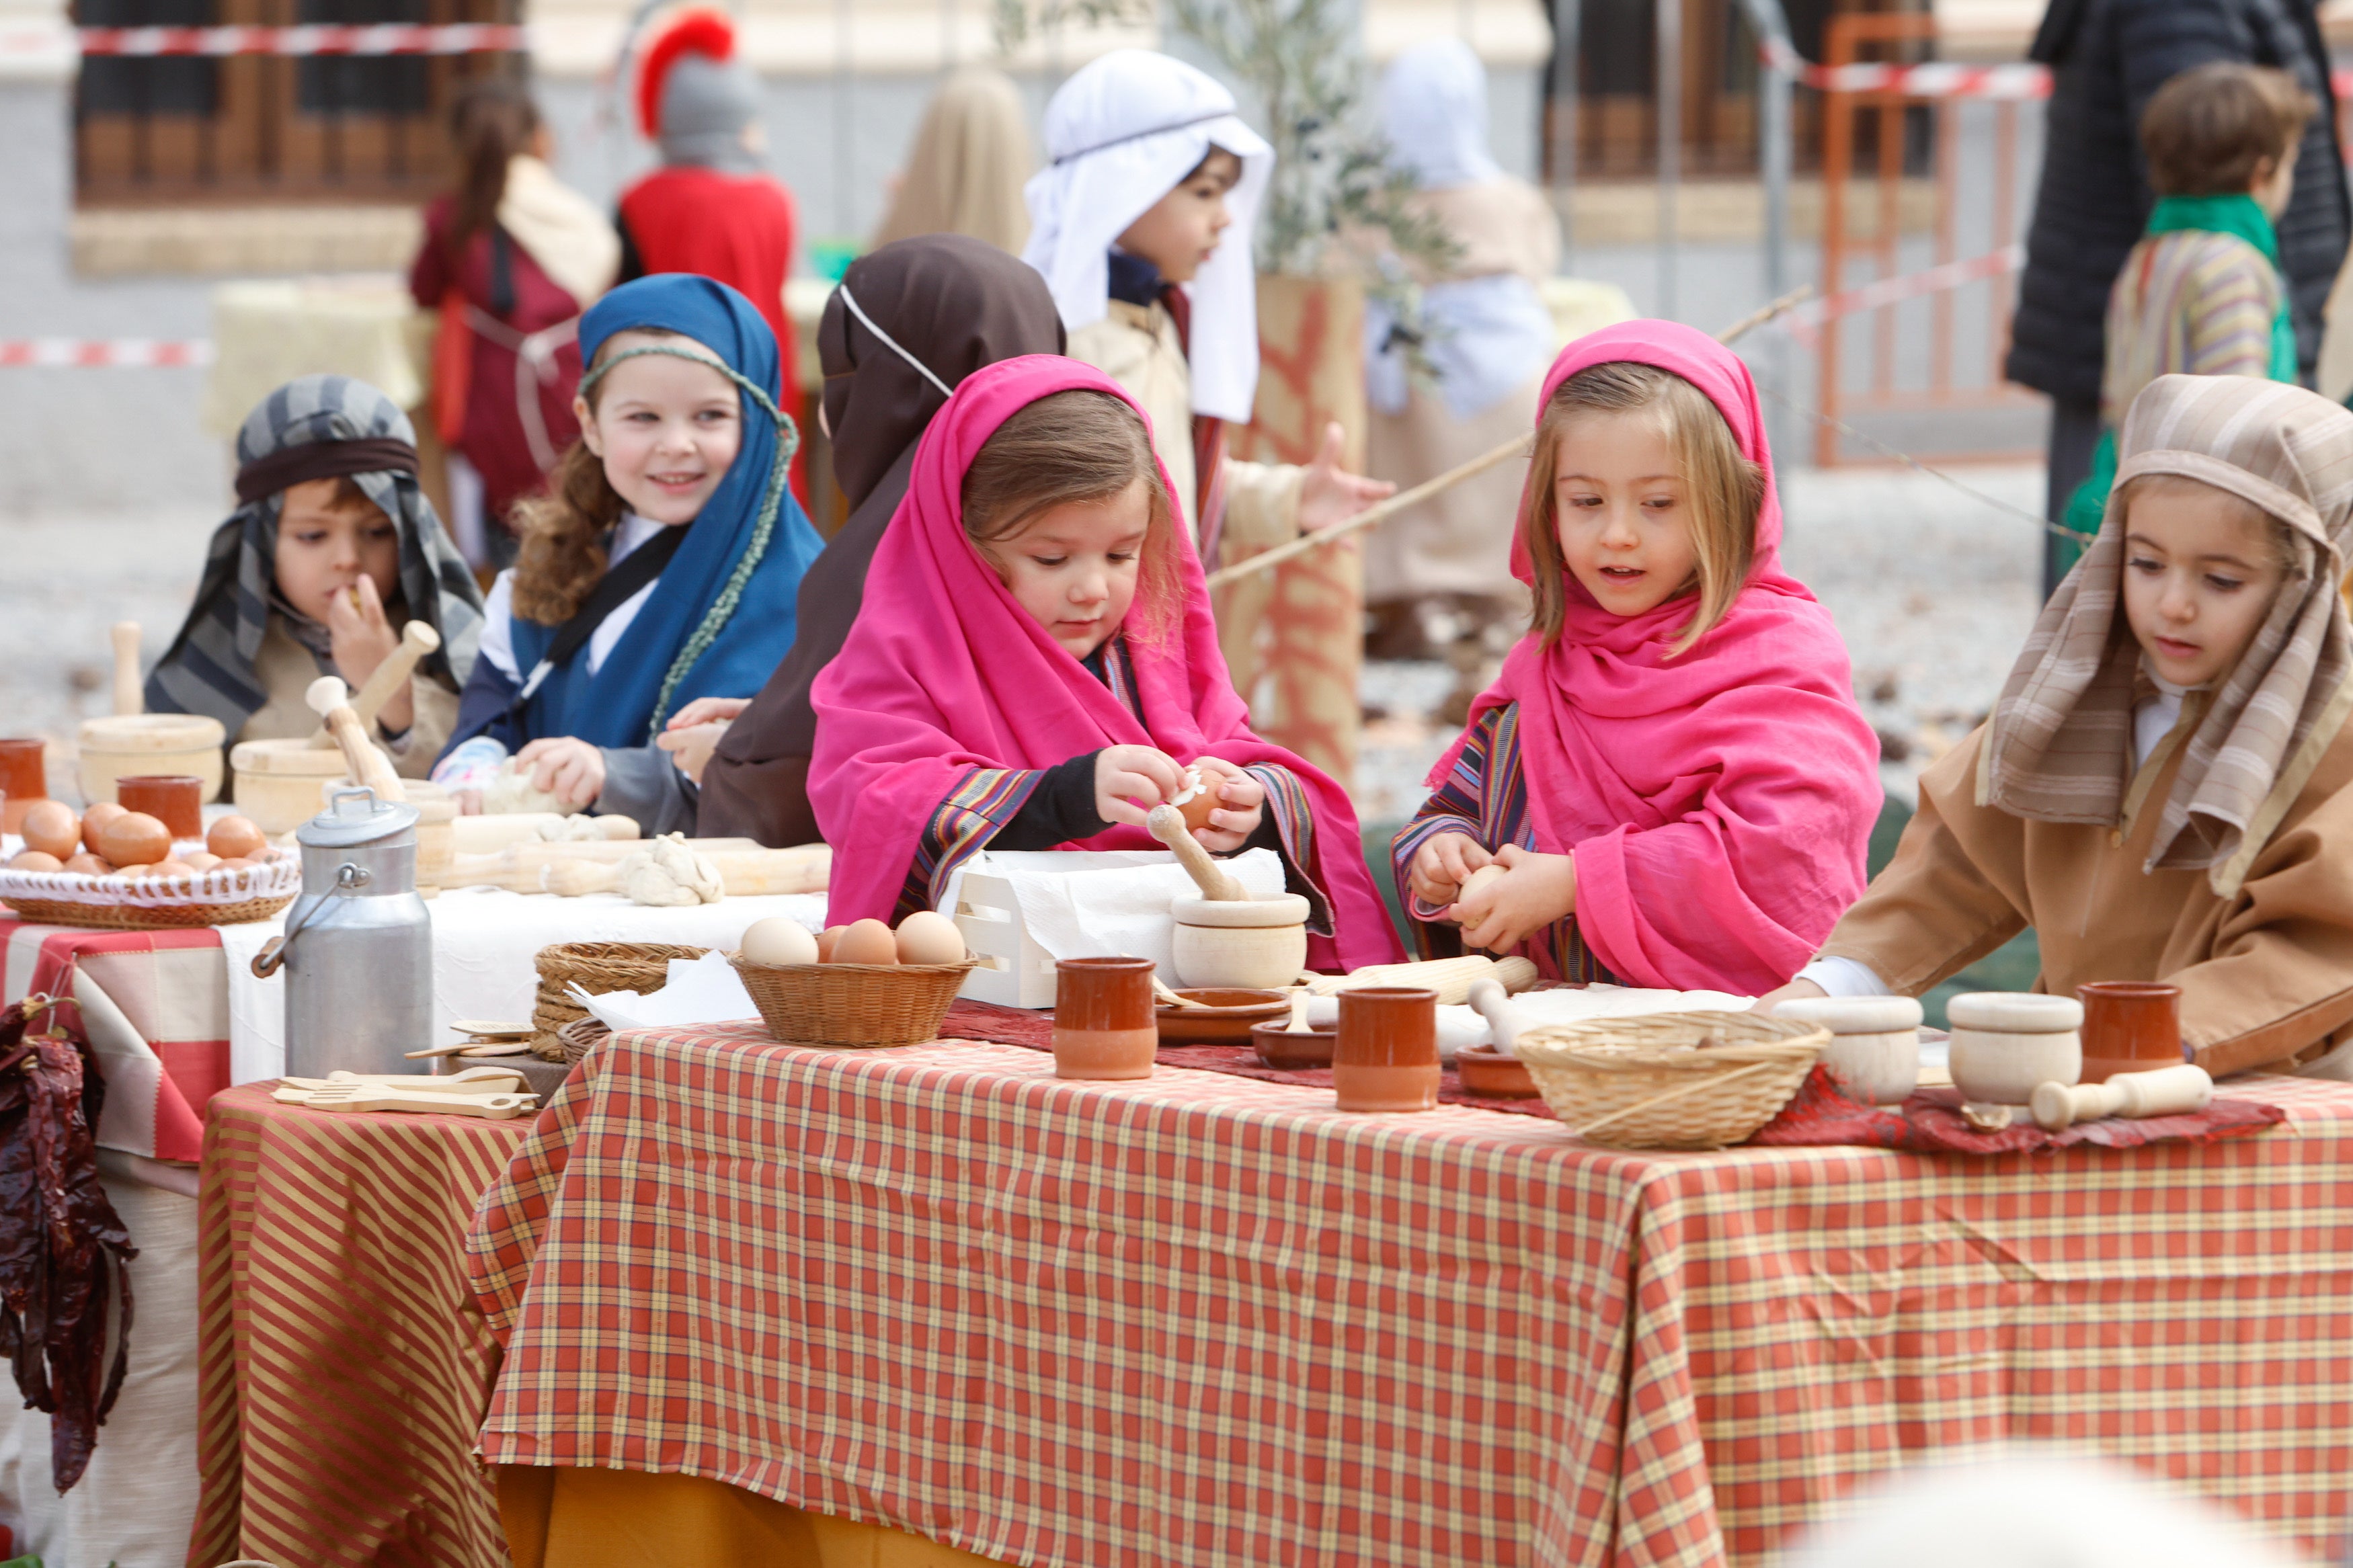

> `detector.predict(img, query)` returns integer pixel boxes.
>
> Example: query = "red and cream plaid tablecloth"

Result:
[1,917,230,1161]
[467,1025,2353,1568]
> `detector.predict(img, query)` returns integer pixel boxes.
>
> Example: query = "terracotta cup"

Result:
[1053,956,1159,1081]
[0,739,46,835]
[115,774,204,841]
[1334,986,1439,1112]
[2076,981,2183,1085]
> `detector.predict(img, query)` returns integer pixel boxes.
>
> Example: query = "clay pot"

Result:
[76,714,225,805]
[115,774,204,841]
[1454,1045,1538,1098]
[0,739,46,834]
[1157,988,1289,1046]
[2076,981,2183,1084]
[1334,985,1439,1113]
[1052,956,1158,1081]
[1946,992,2081,1106]
[1774,994,1923,1104]
[1250,1018,1337,1070]
[1170,893,1310,989]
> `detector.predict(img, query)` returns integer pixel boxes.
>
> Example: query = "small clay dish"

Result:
[1157,987,1289,1046]
[1454,1045,1539,1098]
[1251,1018,1337,1071]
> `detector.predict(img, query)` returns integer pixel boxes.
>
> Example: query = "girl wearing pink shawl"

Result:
[809,354,1402,973]
[1392,321,1880,994]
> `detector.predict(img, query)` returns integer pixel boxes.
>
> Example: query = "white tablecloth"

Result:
[217,889,828,1085]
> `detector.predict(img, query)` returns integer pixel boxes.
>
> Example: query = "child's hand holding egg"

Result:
[1179,757,1265,854]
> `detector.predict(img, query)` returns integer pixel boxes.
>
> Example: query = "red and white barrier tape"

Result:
[1763,38,2353,105]
[1782,244,2026,345]
[0,339,212,367]
[0,22,523,57]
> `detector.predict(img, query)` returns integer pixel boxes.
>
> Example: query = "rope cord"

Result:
[577,343,802,738]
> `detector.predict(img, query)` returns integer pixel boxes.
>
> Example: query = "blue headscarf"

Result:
[506,274,824,746]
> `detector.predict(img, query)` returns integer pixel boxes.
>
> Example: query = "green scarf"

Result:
[2058,192,2297,564]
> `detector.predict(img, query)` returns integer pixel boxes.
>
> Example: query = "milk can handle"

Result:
[249,862,373,979]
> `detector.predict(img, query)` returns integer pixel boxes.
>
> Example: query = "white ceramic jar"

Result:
[1170,894,1310,989]
[1946,992,2082,1105]
[1774,994,1924,1104]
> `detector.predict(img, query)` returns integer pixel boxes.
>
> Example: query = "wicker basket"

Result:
[531,941,709,1059]
[557,1016,611,1065]
[1515,1011,1829,1150]
[0,859,299,930]
[729,954,980,1048]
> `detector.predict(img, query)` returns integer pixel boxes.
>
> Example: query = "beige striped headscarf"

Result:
[1979,374,2353,895]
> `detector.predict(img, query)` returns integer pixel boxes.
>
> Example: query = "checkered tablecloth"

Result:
[467,1026,2353,1568]
[192,1083,533,1568]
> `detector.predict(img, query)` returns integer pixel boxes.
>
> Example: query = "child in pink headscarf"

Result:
[809,355,1403,973]
[1392,321,1881,995]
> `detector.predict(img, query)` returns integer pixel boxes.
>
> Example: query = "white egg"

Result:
[894,909,967,965]
[740,916,819,967]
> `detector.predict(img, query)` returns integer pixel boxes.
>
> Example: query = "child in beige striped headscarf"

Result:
[1765,373,2353,1079]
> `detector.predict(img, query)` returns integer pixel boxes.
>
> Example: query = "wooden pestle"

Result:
[305,675,406,802]
[1146,802,1246,901]
[110,621,143,716]
[311,620,440,747]
[1465,977,1528,1057]
[2030,1063,2212,1132]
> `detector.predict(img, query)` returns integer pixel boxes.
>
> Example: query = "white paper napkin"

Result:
[568,951,758,1032]
[941,848,1287,977]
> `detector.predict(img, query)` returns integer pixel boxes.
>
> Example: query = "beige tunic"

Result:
[1364,179,1559,606]
[233,613,458,780]
[1819,718,2353,1079]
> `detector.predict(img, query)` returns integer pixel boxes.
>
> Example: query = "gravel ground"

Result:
[0,465,2046,813]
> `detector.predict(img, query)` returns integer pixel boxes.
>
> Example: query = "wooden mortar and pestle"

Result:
[231,621,436,831]
[77,620,227,804]
[1148,802,1310,990]
[304,674,407,803]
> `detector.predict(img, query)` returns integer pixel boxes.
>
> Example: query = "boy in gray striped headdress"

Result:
[147,374,483,774]
[1767,373,2353,1081]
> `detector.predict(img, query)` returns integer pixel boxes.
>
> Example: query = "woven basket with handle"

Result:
[729,954,980,1048]
[1514,1010,1829,1150]
[531,941,709,1059]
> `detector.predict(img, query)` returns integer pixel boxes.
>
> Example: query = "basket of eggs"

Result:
[1,803,296,929]
[729,911,980,1048]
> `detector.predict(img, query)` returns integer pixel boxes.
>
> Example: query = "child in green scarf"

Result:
[2059,62,2314,573]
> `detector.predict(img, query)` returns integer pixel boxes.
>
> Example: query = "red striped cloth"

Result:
[192,1085,531,1568]
[467,1026,2353,1567]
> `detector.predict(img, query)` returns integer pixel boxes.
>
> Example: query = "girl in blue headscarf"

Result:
[436,274,824,831]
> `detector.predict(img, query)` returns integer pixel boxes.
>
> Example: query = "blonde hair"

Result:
[961,389,1184,643]
[508,328,692,626]
[1523,361,1766,654]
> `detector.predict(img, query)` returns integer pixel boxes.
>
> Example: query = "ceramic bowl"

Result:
[1774,995,1925,1104]
[1946,991,2082,1104]
[1156,988,1289,1046]
[1251,1018,1336,1071]
[1454,1045,1539,1098]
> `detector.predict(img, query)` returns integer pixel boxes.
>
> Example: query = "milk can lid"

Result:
[298,785,420,848]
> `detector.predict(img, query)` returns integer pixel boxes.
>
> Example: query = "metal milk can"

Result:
[251,786,432,1077]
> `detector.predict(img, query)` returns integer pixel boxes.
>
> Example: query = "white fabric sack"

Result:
[1023,48,1273,423]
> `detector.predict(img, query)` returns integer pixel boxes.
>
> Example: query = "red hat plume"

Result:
[635,7,736,140]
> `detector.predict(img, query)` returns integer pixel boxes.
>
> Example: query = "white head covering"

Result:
[1379,38,1502,190]
[1023,48,1273,423]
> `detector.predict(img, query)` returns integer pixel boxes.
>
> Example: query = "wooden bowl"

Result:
[1251,1018,1336,1071]
[1156,987,1289,1046]
[78,714,225,804]
[1454,1045,1539,1098]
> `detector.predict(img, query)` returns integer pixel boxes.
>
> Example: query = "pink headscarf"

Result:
[1433,321,1880,993]
[811,354,1403,971]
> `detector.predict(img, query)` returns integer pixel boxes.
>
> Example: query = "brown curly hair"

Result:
[508,328,690,625]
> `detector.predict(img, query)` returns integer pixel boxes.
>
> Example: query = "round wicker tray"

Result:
[729,954,980,1048]
[530,940,709,1059]
[0,858,301,930]
[1514,1010,1829,1150]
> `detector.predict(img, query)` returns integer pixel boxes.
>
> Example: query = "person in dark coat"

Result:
[2007,0,2350,595]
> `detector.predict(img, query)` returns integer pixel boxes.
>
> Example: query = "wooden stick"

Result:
[1146,803,1246,901]
[1199,284,1820,591]
[305,675,405,802]
[311,619,440,747]
[110,622,142,716]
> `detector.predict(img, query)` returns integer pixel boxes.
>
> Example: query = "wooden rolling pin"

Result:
[110,620,143,716]
[305,675,405,802]
[2030,1064,2212,1132]
[311,619,439,746]
[1307,954,1540,1005]
[1146,802,1246,901]
[440,840,828,896]
[439,836,766,889]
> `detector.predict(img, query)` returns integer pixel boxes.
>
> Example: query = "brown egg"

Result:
[893,910,967,965]
[815,925,847,962]
[63,853,110,875]
[206,815,266,861]
[8,850,61,873]
[18,800,80,861]
[79,800,125,854]
[150,859,196,881]
[97,812,171,870]
[184,851,222,870]
[112,864,151,878]
[828,919,899,966]
[212,857,254,872]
